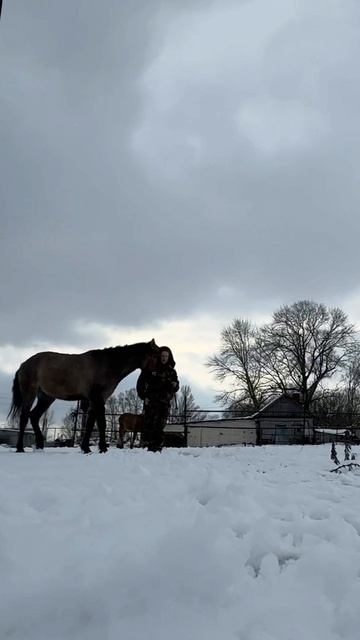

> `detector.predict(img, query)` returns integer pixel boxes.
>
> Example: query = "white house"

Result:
[176,420,255,447]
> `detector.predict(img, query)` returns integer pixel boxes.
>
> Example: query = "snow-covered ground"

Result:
[1,444,360,640]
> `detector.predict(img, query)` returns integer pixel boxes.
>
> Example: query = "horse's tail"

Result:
[7,371,23,421]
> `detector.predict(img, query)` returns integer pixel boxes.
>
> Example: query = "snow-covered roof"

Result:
[167,419,254,430]
[314,428,348,435]
[249,393,305,419]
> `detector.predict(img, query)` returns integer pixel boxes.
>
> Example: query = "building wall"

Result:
[166,415,314,448]
[259,418,313,444]
[314,428,350,444]
[168,404,314,448]
[189,427,256,447]
[187,420,256,447]
[259,396,306,418]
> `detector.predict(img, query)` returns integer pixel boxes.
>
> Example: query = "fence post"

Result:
[184,393,188,447]
[303,397,306,444]
[255,419,261,446]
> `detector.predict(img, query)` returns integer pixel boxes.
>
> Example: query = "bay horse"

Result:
[8,340,159,453]
[117,413,145,449]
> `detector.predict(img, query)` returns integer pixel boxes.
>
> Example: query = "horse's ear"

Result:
[149,338,158,350]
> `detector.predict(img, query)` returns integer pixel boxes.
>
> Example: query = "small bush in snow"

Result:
[345,442,352,461]
[331,442,340,466]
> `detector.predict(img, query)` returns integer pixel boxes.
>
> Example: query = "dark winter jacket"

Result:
[137,347,179,406]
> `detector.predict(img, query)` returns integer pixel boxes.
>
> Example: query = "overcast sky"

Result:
[1,0,360,420]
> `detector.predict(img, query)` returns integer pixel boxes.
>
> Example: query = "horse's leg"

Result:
[16,405,32,452]
[81,408,96,454]
[130,429,137,449]
[15,381,37,452]
[30,392,55,449]
[94,400,107,453]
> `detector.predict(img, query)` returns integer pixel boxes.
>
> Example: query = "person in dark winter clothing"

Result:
[136,346,179,452]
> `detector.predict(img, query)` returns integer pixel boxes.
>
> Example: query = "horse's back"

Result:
[20,350,86,368]
[18,351,93,399]
[17,352,54,382]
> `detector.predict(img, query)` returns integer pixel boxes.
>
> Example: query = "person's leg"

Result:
[147,405,168,452]
[141,405,155,449]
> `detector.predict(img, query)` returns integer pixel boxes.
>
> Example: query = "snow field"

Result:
[1,444,360,640]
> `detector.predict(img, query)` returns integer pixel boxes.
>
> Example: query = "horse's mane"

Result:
[86,342,148,358]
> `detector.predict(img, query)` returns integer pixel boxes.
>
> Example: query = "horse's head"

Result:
[141,339,160,370]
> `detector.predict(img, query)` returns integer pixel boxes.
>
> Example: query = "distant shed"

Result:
[165,394,313,447]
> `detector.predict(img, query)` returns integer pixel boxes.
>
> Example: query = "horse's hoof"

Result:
[16,448,25,453]
[81,447,91,454]
[99,447,108,454]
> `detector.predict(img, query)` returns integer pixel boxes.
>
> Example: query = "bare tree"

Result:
[117,388,143,414]
[207,318,268,412]
[103,389,143,442]
[170,385,208,423]
[103,389,143,417]
[62,406,78,439]
[208,302,356,415]
[259,301,355,411]
[105,396,119,442]
[311,388,349,427]
[341,342,360,423]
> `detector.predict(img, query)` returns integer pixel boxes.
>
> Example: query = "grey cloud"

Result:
[1,0,360,349]
[132,1,360,300]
